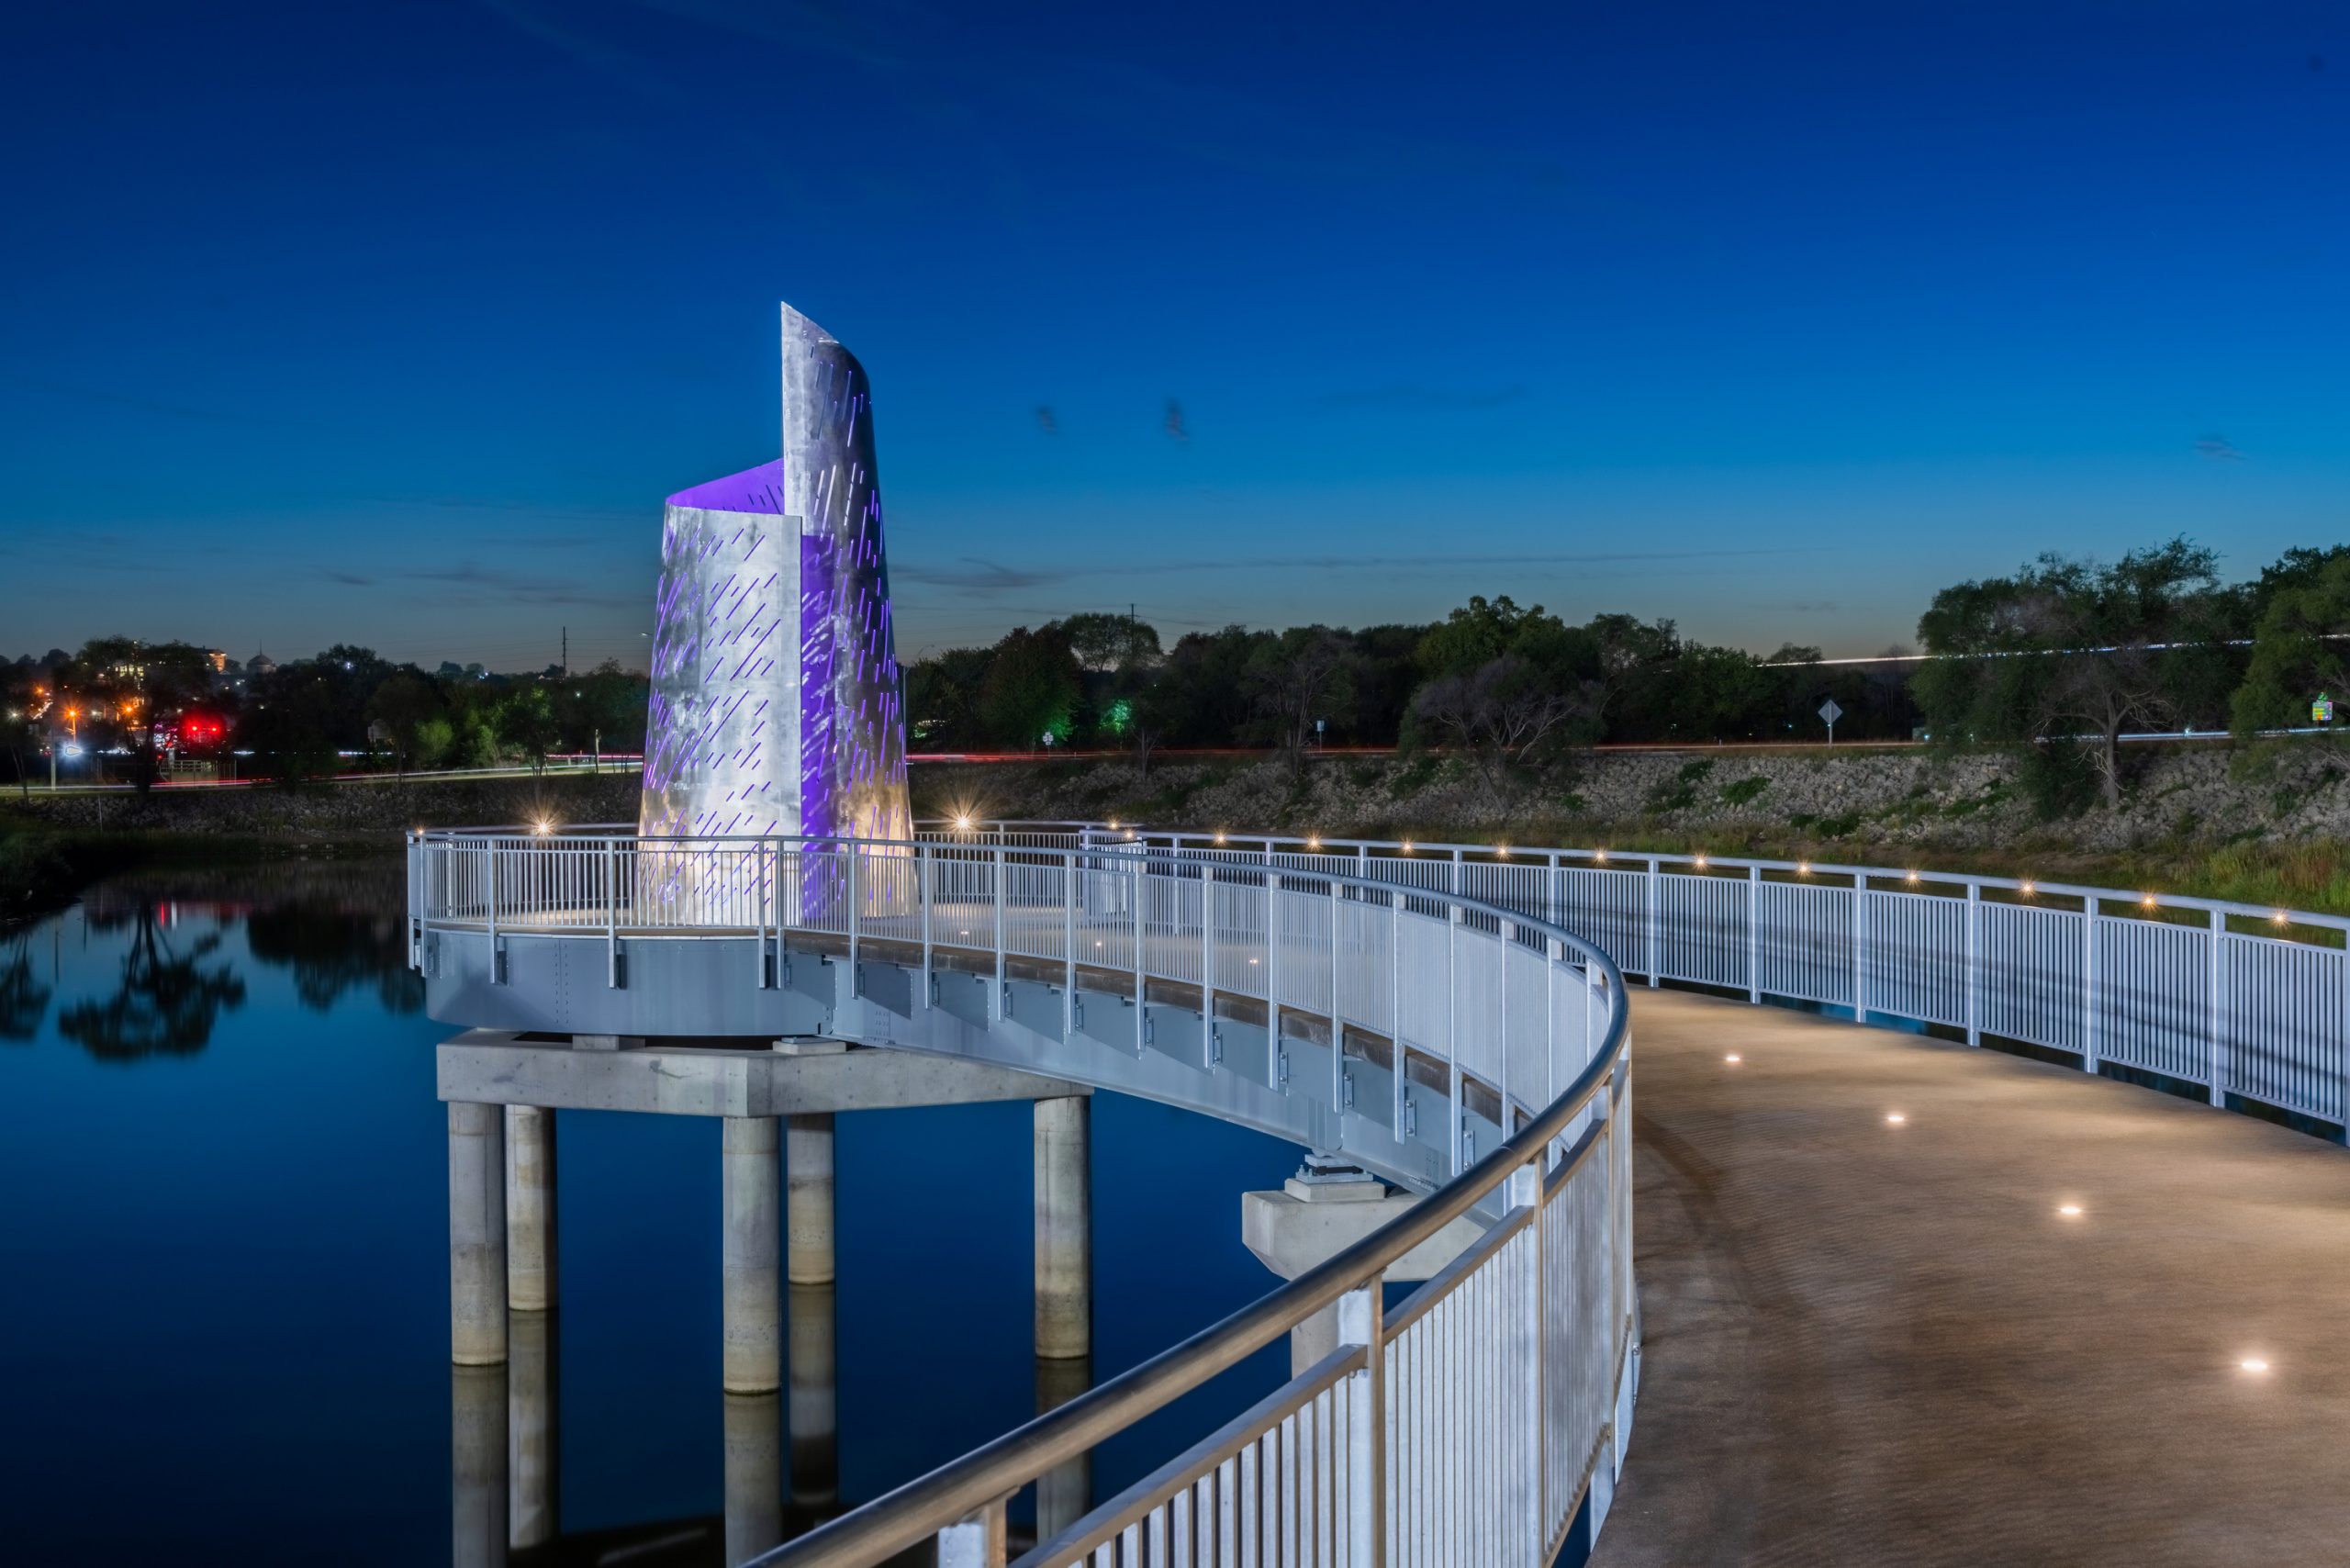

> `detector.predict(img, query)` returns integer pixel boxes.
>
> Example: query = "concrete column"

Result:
[1034,1096,1092,1361]
[508,1307,558,1550]
[723,1116,783,1394]
[1035,1354,1093,1540]
[789,1282,839,1515]
[723,1392,784,1567]
[451,1363,509,1568]
[504,1105,558,1314]
[786,1113,835,1286]
[449,1102,508,1367]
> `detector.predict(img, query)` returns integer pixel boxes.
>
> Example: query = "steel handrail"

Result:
[752,951,1629,1568]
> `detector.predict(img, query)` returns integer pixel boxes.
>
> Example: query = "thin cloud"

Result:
[321,570,375,587]
[2196,434,2244,462]
[894,557,1073,593]
[399,561,638,608]
[1316,384,1529,411]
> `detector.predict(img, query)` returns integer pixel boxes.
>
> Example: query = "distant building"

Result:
[246,651,277,678]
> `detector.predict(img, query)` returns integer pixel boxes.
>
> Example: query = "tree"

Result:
[1052,611,1161,674]
[979,627,1080,750]
[499,686,559,774]
[64,637,217,792]
[366,671,445,778]
[1915,538,2227,807]
[1409,655,1596,796]
[1243,626,1355,767]
[2232,551,2350,737]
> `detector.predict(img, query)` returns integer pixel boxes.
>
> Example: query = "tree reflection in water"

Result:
[58,903,247,1060]
[244,901,422,1014]
[48,860,425,1060]
[0,935,50,1042]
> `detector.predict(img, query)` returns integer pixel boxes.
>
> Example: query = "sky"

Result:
[2,0,2344,671]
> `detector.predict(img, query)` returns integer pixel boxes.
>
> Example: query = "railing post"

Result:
[846,842,861,999]
[1267,869,1284,1091]
[1063,851,1077,1038]
[1852,872,1867,1025]
[487,839,500,985]
[1331,879,1346,1113]
[756,838,770,989]
[1746,864,1762,1003]
[993,846,1007,1023]
[1133,854,1147,1022]
[607,837,621,987]
[921,843,935,1008]
[1964,882,1981,1046]
[935,1495,1009,1568]
[2082,894,2099,1074]
[1644,857,1660,988]
[1500,918,1515,1130]
[1391,890,1406,1141]
[1337,1281,1385,1568]
[2208,906,2226,1107]
[1203,862,1219,1069]
[1448,902,1462,1175]
[1507,1159,1544,1555]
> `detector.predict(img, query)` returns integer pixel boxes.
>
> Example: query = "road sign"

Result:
[1818,698,1843,745]
[2316,694,2334,724]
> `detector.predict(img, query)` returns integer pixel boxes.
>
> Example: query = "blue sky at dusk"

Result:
[2,1,2343,671]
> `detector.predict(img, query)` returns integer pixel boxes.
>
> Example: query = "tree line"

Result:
[1912,540,2350,809]
[905,603,1919,774]
[1,642,647,791]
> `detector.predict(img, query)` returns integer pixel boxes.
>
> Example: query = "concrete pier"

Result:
[787,1113,836,1286]
[504,1105,557,1314]
[508,1308,559,1549]
[1034,1096,1092,1361]
[449,1102,508,1366]
[789,1282,839,1516]
[1243,1157,1486,1376]
[1035,1353,1093,1540]
[452,1363,509,1568]
[722,1116,784,1394]
[724,1392,785,1567]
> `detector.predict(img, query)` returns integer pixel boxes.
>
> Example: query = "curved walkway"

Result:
[1596,988,2350,1567]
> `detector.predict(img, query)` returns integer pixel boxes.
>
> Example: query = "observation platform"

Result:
[1600,987,2350,1568]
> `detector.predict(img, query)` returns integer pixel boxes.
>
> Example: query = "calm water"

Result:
[0,861,1304,1564]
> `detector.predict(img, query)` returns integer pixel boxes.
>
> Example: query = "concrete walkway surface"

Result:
[1593,988,2350,1568]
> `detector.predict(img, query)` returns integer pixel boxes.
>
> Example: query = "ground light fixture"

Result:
[1725,1053,1741,1064]
[2241,1358,2271,1374]
[2057,1204,2084,1218]
[1886,1113,1907,1125]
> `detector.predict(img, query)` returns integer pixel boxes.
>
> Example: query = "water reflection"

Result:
[56,902,246,1059]
[31,859,424,1062]
[0,934,50,1040]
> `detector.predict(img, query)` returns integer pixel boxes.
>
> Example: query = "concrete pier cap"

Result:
[1244,1152,1487,1375]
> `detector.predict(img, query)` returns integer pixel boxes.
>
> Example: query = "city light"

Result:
[2057,1204,2083,1218]
[2240,1358,2270,1374]
[1886,1113,1906,1125]
[1725,1053,1741,1064]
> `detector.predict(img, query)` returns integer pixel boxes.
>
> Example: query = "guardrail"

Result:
[994,820,2344,1133]
[407,825,1638,1563]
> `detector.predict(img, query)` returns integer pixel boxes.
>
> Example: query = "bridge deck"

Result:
[1597,988,2350,1568]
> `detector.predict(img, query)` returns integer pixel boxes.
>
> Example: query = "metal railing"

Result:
[408,825,1639,1564]
[1022,821,2346,1132]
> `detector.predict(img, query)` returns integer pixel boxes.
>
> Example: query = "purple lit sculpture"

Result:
[639,306,912,857]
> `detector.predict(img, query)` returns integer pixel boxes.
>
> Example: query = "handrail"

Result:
[410,823,1638,1563]
[755,980,1628,1568]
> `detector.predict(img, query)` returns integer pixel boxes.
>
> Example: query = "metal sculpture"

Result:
[639,305,911,852]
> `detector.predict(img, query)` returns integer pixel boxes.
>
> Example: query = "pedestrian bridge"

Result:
[408,821,2350,1566]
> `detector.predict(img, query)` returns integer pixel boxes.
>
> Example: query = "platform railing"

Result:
[407,825,1639,1564]
[938,819,2350,1135]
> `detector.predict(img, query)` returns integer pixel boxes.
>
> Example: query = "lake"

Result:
[0,859,1311,1564]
